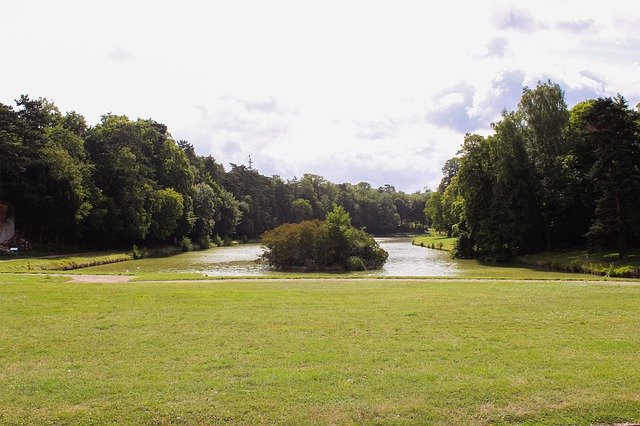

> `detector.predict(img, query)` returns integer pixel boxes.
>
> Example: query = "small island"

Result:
[261,205,388,271]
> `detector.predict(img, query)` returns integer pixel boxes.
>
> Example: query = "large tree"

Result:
[519,81,570,250]
[583,96,640,259]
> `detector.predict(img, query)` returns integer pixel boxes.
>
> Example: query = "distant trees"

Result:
[85,114,195,244]
[427,82,640,260]
[0,95,429,249]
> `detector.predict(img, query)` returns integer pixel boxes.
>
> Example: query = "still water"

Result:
[187,237,458,277]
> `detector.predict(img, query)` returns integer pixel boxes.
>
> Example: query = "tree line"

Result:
[425,81,640,260]
[0,96,429,249]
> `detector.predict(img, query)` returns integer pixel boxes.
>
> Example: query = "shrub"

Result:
[346,256,366,271]
[213,234,223,247]
[131,244,143,260]
[261,206,388,271]
[223,236,233,246]
[199,235,212,249]
[181,236,193,252]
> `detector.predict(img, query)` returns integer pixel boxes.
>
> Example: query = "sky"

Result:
[2,1,639,192]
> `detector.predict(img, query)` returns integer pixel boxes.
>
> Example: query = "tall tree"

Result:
[583,96,640,259]
[519,81,570,250]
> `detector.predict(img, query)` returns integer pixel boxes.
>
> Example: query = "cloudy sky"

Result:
[2,1,639,191]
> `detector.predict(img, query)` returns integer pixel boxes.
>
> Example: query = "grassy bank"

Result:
[516,248,640,278]
[0,251,134,272]
[411,233,456,251]
[412,233,640,279]
[1,274,639,424]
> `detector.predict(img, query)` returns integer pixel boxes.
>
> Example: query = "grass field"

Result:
[1,274,639,424]
[412,234,457,252]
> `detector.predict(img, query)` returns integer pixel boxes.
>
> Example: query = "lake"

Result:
[179,237,459,277]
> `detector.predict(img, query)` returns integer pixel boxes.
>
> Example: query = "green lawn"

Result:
[1,274,639,424]
[412,234,457,251]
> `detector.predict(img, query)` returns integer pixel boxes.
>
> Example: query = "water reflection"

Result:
[190,237,457,277]
[368,237,459,276]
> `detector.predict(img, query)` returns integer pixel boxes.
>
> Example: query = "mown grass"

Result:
[1,274,639,424]
[412,233,457,252]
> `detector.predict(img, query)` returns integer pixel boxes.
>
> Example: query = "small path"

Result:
[66,274,133,283]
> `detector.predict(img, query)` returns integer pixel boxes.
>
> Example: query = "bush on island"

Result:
[261,205,388,271]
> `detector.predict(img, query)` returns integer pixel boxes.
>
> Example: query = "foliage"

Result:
[1,95,431,251]
[345,256,366,271]
[180,236,193,252]
[261,206,388,271]
[198,235,212,249]
[131,244,143,260]
[432,81,640,261]
[582,96,640,259]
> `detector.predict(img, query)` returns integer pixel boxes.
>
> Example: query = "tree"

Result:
[424,191,444,232]
[149,188,184,240]
[438,157,461,193]
[583,96,640,259]
[519,81,570,250]
[212,187,242,238]
[291,198,313,222]
[191,183,218,242]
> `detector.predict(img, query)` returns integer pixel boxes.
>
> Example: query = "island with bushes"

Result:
[261,205,388,271]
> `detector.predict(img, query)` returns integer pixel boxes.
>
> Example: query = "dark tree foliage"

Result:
[583,96,640,259]
[0,95,430,250]
[431,83,640,261]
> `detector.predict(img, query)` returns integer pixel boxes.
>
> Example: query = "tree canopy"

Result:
[0,96,429,249]
[425,82,640,260]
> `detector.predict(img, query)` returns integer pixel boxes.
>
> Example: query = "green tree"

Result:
[190,183,218,242]
[149,188,184,240]
[519,81,570,250]
[583,96,640,259]
[291,198,313,222]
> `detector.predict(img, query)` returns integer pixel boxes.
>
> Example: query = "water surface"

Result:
[185,237,457,277]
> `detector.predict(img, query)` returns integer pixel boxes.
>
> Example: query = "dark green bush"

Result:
[199,235,212,249]
[346,256,366,271]
[261,206,388,271]
[131,244,143,260]
[213,234,223,247]
[181,236,193,252]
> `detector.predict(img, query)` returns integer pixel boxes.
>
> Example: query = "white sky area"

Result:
[2,0,639,191]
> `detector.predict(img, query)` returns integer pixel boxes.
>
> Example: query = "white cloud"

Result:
[1,0,639,191]
[109,47,135,63]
